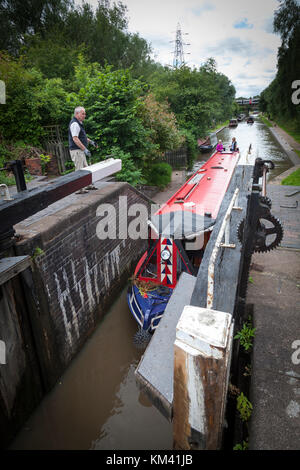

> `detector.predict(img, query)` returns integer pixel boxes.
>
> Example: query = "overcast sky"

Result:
[81,0,284,97]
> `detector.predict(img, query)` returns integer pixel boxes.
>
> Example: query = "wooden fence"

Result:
[164,147,187,169]
[42,125,188,173]
[43,125,70,173]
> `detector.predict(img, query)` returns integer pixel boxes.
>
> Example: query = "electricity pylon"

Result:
[171,23,190,68]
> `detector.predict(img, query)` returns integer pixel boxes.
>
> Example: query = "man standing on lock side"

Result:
[68,106,98,193]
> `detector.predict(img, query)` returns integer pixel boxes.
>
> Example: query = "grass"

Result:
[208,119,229,134]
[260,115,272,128]
[281,168,300,186]
[275,120,300,145]
[0,170,33,186]
[0,173,15,186]
[293,149,300,158]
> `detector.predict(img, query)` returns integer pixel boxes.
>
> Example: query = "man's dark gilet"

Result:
[68,117,88,150]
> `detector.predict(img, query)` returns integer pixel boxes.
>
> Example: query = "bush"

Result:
[0,172,15,186]
[109,147,143,187]
[145,162,172,188]
[68,62,150,162]
[0,53,71,144]
[138,93,184,159]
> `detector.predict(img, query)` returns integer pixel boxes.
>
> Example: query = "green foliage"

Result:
[0,2,237,180]
[233,440,249,450]
[61,160,75,175]
[259,115,272,128]
[32,246,45,260]
[108,147,143,187]
[149,60,236,140]
[0,54,45,143]
[281,168,300,185]
[236,393,253,422]
[0,54,72,144]
[1,0,154,79]
[69,62,149,160]
[138,92,184,160]
[234,318,256,352]
[21,33,85,81]
[0,0,73,55]
[40,154,51,175]
[260,0,300,127]
[0,172,15,186]
[145,162,172,188]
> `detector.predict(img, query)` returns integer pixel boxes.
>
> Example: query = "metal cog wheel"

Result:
[259,195,272,209]
[237,215,283,252]
[254,214,283,253]
[237,219,245,244]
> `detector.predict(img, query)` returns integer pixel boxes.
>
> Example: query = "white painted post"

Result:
[173,305,234,450]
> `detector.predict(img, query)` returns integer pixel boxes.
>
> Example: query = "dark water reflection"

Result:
[192,119,293,179]
[11,288,172,450]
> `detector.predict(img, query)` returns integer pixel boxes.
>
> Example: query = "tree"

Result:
[273,0,300,119]
[149,60,235,138]
[0,53,71,144]
[0,0,74,54]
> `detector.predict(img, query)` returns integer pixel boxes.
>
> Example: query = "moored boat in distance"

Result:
[198,132,218,152]
[229,118,238,127]
[127,148,241,335]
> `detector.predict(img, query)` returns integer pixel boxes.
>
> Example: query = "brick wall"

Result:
[14,182,151,389]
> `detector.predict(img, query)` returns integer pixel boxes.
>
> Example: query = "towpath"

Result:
[247,175,300,447]
[266,119,300,166]
[151,170,186,206]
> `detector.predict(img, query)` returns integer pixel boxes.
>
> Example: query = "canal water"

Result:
[192,118,293,178]
[11,287,173,450]
[10,118,292,450]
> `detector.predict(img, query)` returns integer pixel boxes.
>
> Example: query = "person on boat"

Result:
[230,137,238,152]
[216,140,224,152]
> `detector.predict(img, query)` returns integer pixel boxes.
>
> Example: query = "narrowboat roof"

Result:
[150,150,240,238]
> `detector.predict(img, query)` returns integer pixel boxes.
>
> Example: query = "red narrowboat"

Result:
[127,148,240,334]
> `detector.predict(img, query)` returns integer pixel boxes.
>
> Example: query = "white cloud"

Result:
[77,0,282,96]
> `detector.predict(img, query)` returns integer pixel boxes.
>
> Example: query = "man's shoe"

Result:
[76,189,89,194]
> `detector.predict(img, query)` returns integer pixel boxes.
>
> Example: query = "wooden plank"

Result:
[0,159,122,236]
[0,256,31,286]
[173,306,234,450]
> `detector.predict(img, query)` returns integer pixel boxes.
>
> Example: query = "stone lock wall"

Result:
[14,182,150,391]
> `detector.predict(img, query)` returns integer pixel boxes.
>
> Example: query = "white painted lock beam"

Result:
[173,305,234,450]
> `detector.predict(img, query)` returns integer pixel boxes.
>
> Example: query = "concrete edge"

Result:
[268,127,300,166]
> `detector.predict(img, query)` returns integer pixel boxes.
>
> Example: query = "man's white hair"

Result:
[74,106,85,116]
